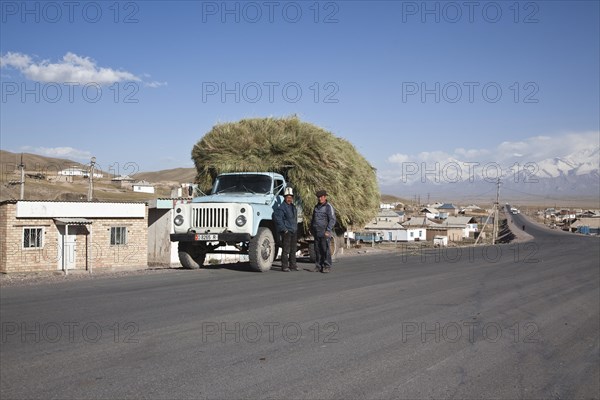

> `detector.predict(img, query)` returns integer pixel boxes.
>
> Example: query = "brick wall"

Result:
[0,203,148,274]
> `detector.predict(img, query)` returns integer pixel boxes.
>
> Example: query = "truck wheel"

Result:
[249,227,275,272]
[330,235,339,259]
[308,242,316,263]
[308,235,339,264]
[178,242,206,269]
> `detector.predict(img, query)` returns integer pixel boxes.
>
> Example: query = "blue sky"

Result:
[1,0,599,193]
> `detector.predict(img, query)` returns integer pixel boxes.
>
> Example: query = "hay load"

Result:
[191,116,379,228]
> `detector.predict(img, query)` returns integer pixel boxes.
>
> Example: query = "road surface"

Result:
[1,215,598,399]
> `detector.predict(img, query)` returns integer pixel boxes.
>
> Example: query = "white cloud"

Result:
[145,81,168,88]
[1,52,142,86]
[20,146,92,161]
[388,153,410,164]
[1,52,32,69]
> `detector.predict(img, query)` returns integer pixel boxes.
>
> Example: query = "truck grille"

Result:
[192,207,229,229]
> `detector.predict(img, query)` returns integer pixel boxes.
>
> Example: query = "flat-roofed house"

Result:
[0,200,147,274]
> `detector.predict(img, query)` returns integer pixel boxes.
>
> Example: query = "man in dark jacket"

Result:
[274,187,299,272]
[310,190,336,273]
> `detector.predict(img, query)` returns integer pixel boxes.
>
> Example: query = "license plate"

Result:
[195,234,218,241]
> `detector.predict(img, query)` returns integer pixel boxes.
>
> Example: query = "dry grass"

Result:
[191,116,380,228]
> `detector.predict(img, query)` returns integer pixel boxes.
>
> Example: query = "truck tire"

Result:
[308,242,316,263]
[308,235,339,264]
[178,242,207,269]
[249,227,275,272]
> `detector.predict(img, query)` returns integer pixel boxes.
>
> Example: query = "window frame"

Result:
[23,227,44,249]
[110,226,128,246]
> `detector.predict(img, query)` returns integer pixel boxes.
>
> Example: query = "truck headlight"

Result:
[235,215,247,227]
[174,215,184,226]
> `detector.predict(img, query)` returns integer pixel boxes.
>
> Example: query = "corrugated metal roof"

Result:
[53,218,93,225]
[1,200,146,205]
[437,203,458,209]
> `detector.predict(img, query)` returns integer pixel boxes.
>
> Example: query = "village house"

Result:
[111,175,136,189]
[442,216,479,238]
[420,207,440,220]
[395,211,406,223]
[402,217,439,228]
[372,209,403,224]
[363,220,425,242]
[426,225,464,242]
[359,210,424,242]
[380,202,404,210]
[133,181,155,194]
[404,216,470,242]
[460,204,486,215]
[0,200,147,274]
[568,218,600,235]
[436,203,459,216]
[171,183,197,198]
[58,166,104,178]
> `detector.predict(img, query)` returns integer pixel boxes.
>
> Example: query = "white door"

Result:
[57,225,76,270]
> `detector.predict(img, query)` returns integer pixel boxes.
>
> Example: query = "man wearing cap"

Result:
[310,190,336,273]
[274,187,299,272]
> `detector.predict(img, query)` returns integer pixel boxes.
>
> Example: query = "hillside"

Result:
[0,150,89,174]
[135,167,196,183]
[1,150,398,205]
[0,150,172,201]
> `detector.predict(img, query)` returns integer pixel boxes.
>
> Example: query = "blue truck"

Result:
[170,172,339,271]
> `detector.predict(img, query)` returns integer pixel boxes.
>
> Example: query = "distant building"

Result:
[436,203,459,216]
[58,166,103,178]
[133,181,155,194]
[441,216,479,238]
[420,207,439,219]
[570,218,600,235]
[380,202,403,210]
[171,183,197,198]
[111,175,136,188]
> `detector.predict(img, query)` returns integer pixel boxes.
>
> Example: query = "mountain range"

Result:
[380,146,599,205]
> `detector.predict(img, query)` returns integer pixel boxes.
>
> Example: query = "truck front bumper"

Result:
[170,232,252,243]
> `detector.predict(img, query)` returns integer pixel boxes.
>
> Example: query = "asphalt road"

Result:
[1,215,599,399]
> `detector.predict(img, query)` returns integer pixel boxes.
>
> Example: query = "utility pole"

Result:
[492,178,501,244]
[88,156,96,201]
[18,153,25,200]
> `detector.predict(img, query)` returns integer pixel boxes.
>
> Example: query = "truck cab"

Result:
[171,172,289,271]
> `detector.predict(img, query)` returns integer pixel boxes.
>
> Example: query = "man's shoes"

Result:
[312,266,322,273]
[282,267,291,272]
[322,267,331,273]
[290,266,299,271]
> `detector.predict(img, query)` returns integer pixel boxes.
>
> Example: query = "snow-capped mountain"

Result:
[531,147,599,178]
[382,146,600,203]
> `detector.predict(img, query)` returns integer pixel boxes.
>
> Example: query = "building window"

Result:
[410,231,414,238]
[110,227,127,245]
[23,228,43,248]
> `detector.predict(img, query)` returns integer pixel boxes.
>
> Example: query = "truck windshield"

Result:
[213,174,273,194]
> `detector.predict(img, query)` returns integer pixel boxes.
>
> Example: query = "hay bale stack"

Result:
[191,116,379,228]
